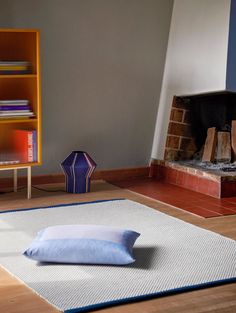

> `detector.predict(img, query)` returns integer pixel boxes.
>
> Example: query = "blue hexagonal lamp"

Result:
[61,151,97,193]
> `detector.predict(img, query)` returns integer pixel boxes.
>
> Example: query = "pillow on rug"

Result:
[23,224,140,265]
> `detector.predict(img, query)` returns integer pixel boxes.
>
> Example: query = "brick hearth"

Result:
[150,160,236,198]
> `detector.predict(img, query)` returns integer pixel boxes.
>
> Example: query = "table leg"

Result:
[13,169,17,192]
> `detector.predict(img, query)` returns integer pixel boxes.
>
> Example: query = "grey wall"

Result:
[0,0,173,175]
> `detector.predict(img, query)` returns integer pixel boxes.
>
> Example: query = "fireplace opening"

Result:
[188,93,236,151]
[165,92,236,173]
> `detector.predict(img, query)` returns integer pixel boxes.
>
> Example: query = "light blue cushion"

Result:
[23,224,140,265]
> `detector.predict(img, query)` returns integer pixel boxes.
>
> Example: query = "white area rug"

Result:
[0,199,235,313]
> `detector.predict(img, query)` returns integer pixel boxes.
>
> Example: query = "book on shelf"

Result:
[0,100,29,105]
[12,130,37,163]
[0,116,33,120]
[0,105,30,111]
[0,71,31,75]
[0,110,30,114]
[0,61,32,74]
[0,153,20,165]
[0,112,34,119]
[0,112,33,116]
[0,61,31,66]
[0,160,20,165]
[0,99,34,118]
[32,131,37,162]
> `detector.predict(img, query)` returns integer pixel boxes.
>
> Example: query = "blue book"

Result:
[0,105,30,110]
[0,70,31,74]
[32,130,37,162]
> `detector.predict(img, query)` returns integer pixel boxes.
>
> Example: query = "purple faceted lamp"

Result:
[61,151,97,193]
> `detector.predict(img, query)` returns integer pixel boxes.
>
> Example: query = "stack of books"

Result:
[12,129,37,163]
[0,153,20,166]
[0,100,35,119]
[0,61,32,74]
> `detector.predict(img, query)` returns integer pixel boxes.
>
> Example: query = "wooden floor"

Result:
[110,177,236,218]
[0,180,236,313]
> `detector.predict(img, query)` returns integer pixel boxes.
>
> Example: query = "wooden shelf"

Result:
[0,161,41,170]
[0,118,38,124]
[0,74,37,79]
[0,29,42,199]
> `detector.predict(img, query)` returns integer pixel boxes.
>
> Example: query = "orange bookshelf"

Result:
[0,29,42,198]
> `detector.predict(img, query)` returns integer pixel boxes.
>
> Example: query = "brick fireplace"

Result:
[149,0,236,199]
[151,93,236,198]
[164,96,196,161]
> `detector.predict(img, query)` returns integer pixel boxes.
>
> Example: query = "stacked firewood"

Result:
[202,121,236,163]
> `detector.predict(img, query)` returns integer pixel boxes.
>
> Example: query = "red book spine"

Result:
[28,132,33,162]
[13,130,34,163]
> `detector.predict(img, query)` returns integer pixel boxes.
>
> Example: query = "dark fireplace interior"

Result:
[165,92,236,174]
[187,92,236,153]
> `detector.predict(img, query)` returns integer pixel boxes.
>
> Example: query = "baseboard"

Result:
[92,166,150,181]
[0,166,150,189]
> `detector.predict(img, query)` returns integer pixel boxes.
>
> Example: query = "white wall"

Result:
[151,0,231,160]
[0,0,173,175]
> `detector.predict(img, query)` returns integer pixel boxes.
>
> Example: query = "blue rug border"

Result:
[0,198,125,214]
[64,277,236,313]
[1,198,236,312]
